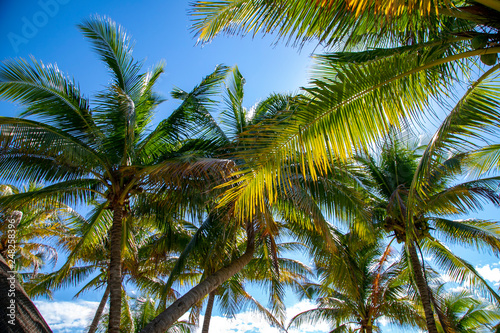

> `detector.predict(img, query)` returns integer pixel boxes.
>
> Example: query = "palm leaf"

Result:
[425,176,500,215]
[136,65,229,161]
[58,203,112,277]
[220,46,500,222]
[159,215,218,308]
[467,144,500,177]
[190,0,456,48]
[432,217,500,254]
[412,64,500,195]
[0,57,95,139]
[78,15,142,96]
[0,179,103,209]
[288,308,351,331]
[421,237,500,305]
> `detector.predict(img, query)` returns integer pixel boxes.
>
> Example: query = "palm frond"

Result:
[236,285,287,331]
[288,308,350,330]
[425,176,500,215]
[190,0,455,48]
[78,15,142,96]
[136,65,230,161]
[58,203,112,276]
[220,47,500,222]
[160,215,218,308]
[73,273,107,299]
[142,157,236,192]
[467,144,500,177]
[432,218,500,255]
[412,64,500,194]
[219,65,246,141]
[421,237,500,305]
[0,57,95,139]
[26,265,99,298]
[0,117,110,182]
[0,179,103,209]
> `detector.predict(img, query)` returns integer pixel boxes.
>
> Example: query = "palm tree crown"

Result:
[0,15,232,333]
[290,232,424,333]
[356,134,500,332]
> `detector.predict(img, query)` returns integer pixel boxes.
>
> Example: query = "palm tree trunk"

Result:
[201,291,216,333]
[139,223,255,333]
[108,204,124,333]
[88,285,110,333]
[430,287,454,333]
[408,242,438,333]
[360,321,372,333]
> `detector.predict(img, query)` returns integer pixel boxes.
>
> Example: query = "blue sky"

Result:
[0,0,316,120]
[1,1,499,332]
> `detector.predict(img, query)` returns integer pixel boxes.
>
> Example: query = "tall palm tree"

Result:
[355,133,500,332]
[190,0,500,331]
[0,16,233,333]
[289,233,424,333]
[139,66,366,333]
[141,67,296,331]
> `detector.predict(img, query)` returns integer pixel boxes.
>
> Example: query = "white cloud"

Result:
[440,273,454,283]
[378,316,389,327]
[286,300,331,333]
[447,285,467,294]
[35,299,100,333]
[476,264,500,283]
[193,300,330,333]
[32,299,337,333]
[33,299,329,333]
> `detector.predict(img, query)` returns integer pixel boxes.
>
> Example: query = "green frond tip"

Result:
[78,15,142,95]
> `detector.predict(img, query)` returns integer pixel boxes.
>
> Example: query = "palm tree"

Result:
[153,196,312,333]
[167,214,254,333]
[197,237,312,333]
[139,67,305,332]
[0,16,234,332]
[289,233,425,333]
[289,232,424,333]
[355,133,500,332]
[139,65,369,333]
[191,3,500,332]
